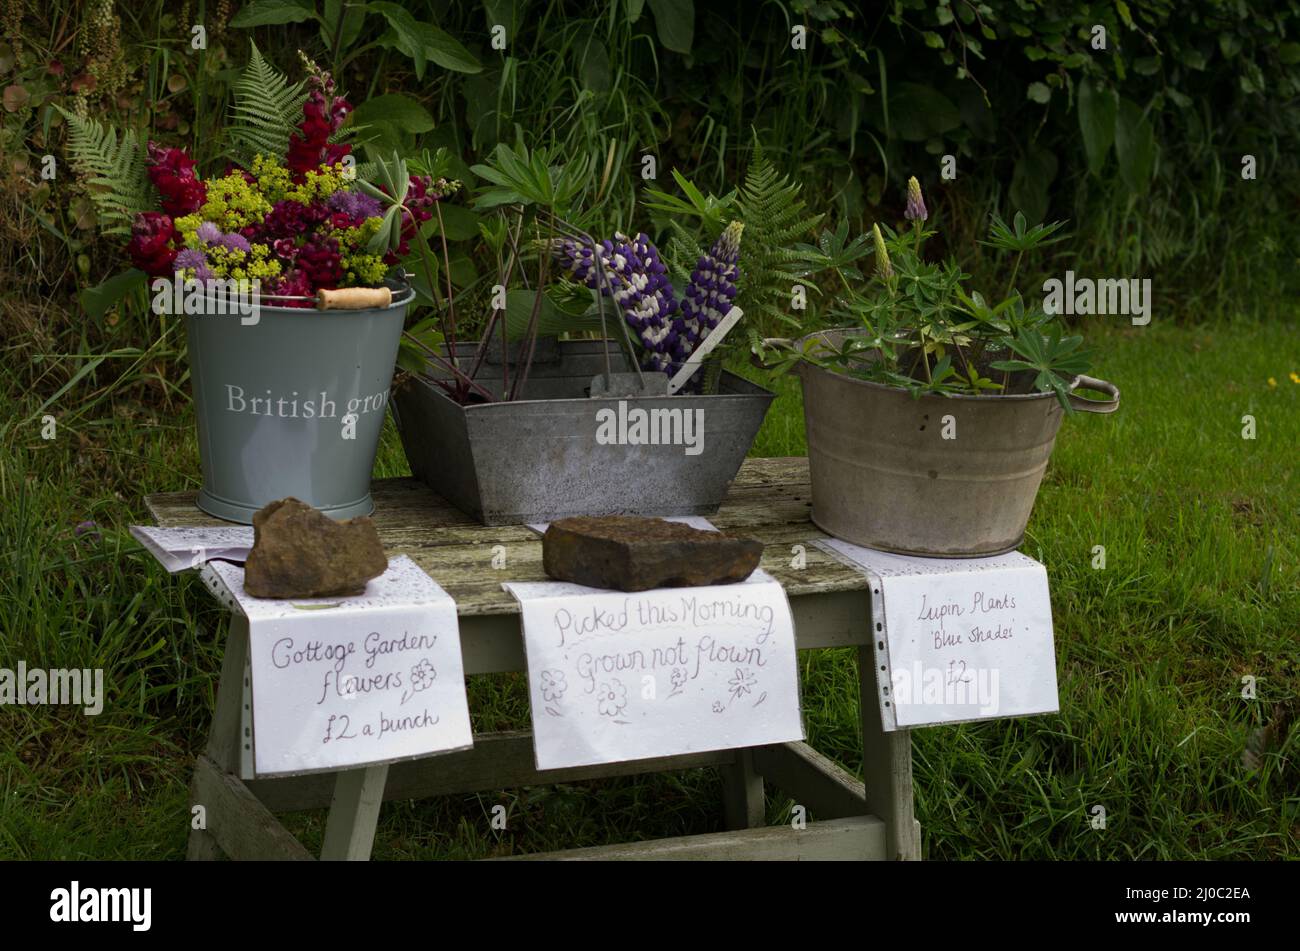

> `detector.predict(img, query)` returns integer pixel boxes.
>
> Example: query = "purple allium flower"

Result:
[679,220,743,352]
[174,248,215,283]
[327,189,382,221]
[175,248,206,269]
[216,232,252,254]
[195,221,222,245]
[905,176,927,222]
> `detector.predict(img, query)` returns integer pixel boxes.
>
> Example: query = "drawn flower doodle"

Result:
[668,666,687,697]
[540,669,567,703]
[728,668,757,702]
[596,679,627,717]
[401,658,436,705]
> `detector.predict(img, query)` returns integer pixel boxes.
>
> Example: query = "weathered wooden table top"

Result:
[145,456,867,617]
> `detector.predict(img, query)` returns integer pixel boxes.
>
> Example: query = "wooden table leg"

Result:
[205,608,250,775]
[320,764,390,860]
[188,608,248,861]
[186,824,224,860]
[721,749,765,829]
[857,644,921,860]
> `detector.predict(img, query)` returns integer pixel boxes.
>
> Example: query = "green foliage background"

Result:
[3,0,1298,336]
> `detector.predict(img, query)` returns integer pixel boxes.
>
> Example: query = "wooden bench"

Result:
[146,457,920,861]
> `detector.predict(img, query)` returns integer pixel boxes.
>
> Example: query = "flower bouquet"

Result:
[127,57,431,308]
[66,50,447,522]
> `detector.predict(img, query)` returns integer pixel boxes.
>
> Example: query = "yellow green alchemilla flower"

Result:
[250,154,294,204]
[339,251,389,286]
[205,243,282,283]
[288,163,351,205]
[200,172,273,231]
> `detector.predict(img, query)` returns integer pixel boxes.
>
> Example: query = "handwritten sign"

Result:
[505,571,804,770]
[207,556,473,776]
[820,540,1059,730]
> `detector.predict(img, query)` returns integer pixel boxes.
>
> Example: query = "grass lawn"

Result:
[0,318,1296,859]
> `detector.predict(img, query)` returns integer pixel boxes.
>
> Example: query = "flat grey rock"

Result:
[543,515,762,592]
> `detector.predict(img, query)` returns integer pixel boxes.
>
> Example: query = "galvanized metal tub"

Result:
[794,329,1119,557]
[391,339,774,525]
[186,287,412,523]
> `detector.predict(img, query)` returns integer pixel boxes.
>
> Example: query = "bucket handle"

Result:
[1067,374,1120,414]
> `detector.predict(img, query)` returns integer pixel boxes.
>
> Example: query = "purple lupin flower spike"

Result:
[905,176,928,223]
[680,221,743,348]
[548,233,680,374]
[621,232,679,366]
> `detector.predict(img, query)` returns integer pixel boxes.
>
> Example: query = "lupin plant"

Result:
[550,232,680,372]
[547,221,743,378]
[439,136,744,401]
[759,176,1092,411]
[679,221,744,347]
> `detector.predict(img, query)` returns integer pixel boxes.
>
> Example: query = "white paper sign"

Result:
[820,540,1059,730]
[207,555,473,776]
[505,571,804,770]
[130,525,253,572]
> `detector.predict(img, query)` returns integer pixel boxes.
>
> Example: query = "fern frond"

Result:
[735,141,826,333]
[664,221,704,288]
[228,41,308,166]
[58,108,152,235]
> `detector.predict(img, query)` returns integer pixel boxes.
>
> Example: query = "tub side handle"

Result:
[1068,374,1120,414]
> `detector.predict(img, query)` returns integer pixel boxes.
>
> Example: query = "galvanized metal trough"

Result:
[391,339,774,526]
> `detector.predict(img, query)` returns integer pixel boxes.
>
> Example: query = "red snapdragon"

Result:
[146,143,206,217]
[286,73,352,181]
[127,212,178,276]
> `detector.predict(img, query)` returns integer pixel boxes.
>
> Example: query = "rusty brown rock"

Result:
[243,498,388,598]
[542,516,763,592]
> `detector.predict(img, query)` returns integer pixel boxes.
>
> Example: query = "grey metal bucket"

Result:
[794,329,1119,557]
[391,339,774,525]
[186,287,412,523]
